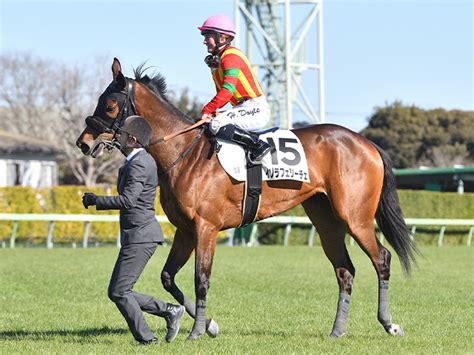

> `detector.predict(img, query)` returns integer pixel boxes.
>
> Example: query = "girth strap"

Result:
[240,162,262,227]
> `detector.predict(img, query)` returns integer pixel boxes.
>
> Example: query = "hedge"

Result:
[0,186,175,245]
[0,187,472,246]
[252,190,474,246]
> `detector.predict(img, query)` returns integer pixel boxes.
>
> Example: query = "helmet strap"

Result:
[214,34,233,53]
[205,34,232,68]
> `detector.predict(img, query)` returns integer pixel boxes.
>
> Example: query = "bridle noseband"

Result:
[83,76,206,174]
[85,78,136,150]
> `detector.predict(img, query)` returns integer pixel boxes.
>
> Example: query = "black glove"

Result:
[82,192,97,209]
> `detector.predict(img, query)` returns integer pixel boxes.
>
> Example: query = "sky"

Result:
[1,0,472,132]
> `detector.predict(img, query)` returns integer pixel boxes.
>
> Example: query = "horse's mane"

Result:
[133,63,194,123]
[134,63,169,100]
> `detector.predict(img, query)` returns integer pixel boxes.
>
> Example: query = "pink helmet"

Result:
[198,14,236,37]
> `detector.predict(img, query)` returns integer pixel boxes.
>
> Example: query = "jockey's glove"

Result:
[82,192,97,209]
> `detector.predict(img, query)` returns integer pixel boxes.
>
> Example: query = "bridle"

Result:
[84,76,208,173]
[85,78,136,151]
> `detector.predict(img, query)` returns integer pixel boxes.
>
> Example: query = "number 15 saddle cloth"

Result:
[216,129,310,183]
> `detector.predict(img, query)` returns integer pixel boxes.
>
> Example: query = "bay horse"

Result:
[76,58,417,340]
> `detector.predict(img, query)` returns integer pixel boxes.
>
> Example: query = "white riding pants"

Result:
[208,96,270,134]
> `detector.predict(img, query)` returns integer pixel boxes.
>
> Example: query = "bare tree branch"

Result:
[0,51,123,186]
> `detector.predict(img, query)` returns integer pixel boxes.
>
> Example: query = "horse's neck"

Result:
[136,84,199,173]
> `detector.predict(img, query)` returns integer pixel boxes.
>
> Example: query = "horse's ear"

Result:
[112,58,126,90]
[111,58,122,79]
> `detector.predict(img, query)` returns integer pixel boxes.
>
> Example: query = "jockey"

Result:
[199,14,271,164]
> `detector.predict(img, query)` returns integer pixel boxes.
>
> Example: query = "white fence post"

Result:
[438,226,446,247]
[10,222,18,249]
[283,224,292,246]
[83,221,90,248]
[247,224,259,246]
[308,226,316,247]
[46,221,55,249]
[227,228,235,246]
[116,229,121,248]
[410,225,417,241]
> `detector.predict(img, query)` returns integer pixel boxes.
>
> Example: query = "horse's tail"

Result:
[373,144,418,275]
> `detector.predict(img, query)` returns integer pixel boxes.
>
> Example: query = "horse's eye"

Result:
[105,99,118,113]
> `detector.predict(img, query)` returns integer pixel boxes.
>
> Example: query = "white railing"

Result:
[0,213,167,249]
[0,213,472,248]
[234,216,474,247]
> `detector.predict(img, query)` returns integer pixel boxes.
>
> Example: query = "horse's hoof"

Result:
[329,331,346,338]
[206,319,219,338]
[387,324,405,336]
[186,331,205,341]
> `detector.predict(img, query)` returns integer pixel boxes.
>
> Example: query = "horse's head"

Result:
[76,58,136,157]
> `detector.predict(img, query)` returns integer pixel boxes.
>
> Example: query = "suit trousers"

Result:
[108,242,167,342]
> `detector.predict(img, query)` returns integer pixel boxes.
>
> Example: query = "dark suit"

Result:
[96,149,167,342]
[96,150,164,245]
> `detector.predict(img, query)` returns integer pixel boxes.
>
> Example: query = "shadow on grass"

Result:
[0,326,128,341]
[221,328,329,339]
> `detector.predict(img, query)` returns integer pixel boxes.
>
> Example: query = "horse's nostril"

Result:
[79,142,90,155]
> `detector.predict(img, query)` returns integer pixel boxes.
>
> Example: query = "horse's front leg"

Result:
[161,228,219,338]
[187,222,218,341]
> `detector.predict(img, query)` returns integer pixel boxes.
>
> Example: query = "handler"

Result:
[199,14,271,164]
[81,115,184,345]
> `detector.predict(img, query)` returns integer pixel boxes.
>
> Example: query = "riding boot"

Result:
[216,125,271,163]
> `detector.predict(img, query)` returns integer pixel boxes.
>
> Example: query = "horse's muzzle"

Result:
[76,140,91,155]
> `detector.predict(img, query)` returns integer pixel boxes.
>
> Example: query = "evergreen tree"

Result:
[361,101,473,168]
[168,88,203,118]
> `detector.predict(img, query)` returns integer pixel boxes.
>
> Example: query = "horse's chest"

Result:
[160,187,194,227]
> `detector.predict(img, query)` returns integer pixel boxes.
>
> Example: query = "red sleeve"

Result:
[202,88,233,114]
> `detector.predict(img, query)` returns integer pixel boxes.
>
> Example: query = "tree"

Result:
[0,51,123,186]
[0,51,206,186]
[361,101,474,168]
[168,87,203,118]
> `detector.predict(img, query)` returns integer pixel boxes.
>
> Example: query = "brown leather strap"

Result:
[149,117,212,145]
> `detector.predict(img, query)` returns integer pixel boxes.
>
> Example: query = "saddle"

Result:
[207,127,310,227]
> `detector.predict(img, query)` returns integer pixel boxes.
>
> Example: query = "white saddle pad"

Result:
[216,129,310,182]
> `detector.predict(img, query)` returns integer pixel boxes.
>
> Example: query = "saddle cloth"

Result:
[216,129,310,182]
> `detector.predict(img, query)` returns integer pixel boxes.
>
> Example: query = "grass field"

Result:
[1,246,472,354]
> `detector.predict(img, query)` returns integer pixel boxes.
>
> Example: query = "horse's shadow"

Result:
[223,328,329,340]
[0,326,128,341]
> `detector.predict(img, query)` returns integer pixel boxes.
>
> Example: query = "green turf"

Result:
[0,246,472,354]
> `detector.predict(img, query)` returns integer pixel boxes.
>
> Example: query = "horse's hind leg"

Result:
[348,223,405,336]
[161,228,219,337]
[302,194,355,337]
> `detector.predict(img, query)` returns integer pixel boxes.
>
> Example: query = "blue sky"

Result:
[1,0,472,132]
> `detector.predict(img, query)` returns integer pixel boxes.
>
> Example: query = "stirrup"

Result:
[246,151,262,165]
[247,143,271,164]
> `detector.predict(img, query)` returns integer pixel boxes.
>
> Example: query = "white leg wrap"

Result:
[330,292,351,337]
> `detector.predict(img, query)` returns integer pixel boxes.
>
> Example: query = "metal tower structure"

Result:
[234,0,325,129]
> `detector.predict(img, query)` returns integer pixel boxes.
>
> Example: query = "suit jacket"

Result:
[96,150,164,245]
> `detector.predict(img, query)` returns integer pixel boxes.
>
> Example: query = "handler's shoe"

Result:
[164,304,185,342]
[138,337,158,346]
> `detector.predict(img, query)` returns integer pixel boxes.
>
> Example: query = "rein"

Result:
[149,116,212,145]
[157,126,205,175]
[85,77,210,173]
[149,117,212,175]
